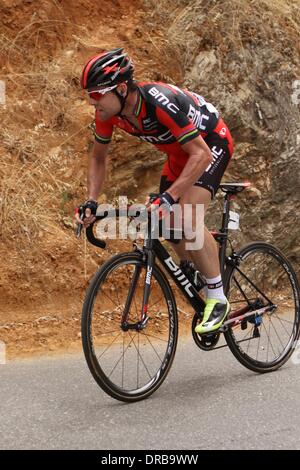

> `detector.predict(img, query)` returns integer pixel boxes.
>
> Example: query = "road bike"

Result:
[79,182,300,402]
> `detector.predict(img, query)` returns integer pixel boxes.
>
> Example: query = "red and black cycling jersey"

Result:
[93,81,233,162]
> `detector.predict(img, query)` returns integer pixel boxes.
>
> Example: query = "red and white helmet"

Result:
[81,48,134,90]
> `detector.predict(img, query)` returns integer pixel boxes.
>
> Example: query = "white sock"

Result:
[205,275,227,304]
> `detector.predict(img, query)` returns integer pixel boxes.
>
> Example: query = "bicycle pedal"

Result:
[241,319,248,330]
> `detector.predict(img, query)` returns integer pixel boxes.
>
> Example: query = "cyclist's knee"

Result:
[180,186,212,210]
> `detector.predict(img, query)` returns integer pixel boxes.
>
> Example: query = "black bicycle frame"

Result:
[152,239,206,312]
[85,194,235,326]
[140,193,234,320]
[85,194,278,333]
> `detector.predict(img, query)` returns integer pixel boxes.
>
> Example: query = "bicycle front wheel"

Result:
[224,242,300,373]
[82,252,178,402]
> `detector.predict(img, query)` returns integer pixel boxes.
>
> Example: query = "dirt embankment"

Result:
[0,0,299,358]
[0,0,184,357]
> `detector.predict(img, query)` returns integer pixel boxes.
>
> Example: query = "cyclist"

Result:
[75,48,234,334]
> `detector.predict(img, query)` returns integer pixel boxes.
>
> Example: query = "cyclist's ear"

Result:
[117,82,127,97]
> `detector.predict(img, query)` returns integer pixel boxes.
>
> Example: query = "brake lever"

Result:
[148,193,160,204]
[76,213,85,238]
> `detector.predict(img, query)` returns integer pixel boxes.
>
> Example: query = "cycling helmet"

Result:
[81,48,134,90]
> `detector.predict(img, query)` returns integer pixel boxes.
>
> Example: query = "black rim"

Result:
[225,244,300,368]
[82,255,178,399]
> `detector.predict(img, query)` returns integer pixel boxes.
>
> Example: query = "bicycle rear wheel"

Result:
[81,251,178,402]
[224,242,300,373]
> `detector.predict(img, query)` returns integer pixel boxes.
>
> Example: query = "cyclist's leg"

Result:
[160,130,232,278]
[178,185,229,333]
[159,162,221,275]
[160,131,232,333]
[159,180,229,333]
[162,128,233,333]
[159,173,193,261]
[191,130,232,332]
[159,171,224,298]
[179,186,218,276]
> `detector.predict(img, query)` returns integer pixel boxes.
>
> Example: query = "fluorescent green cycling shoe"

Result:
[195,298,230,335]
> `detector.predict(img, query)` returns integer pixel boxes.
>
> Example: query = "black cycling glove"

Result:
[152,192,176,211]
[75,199,98,218]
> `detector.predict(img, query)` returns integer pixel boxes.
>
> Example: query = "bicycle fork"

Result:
[139,248,155,330]
[121,248,154,332]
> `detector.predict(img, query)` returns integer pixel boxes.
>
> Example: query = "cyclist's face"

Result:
[88,84,126,120]
[89,93,119,120]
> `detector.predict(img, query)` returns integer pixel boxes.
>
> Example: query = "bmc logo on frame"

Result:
[164,257,194,298]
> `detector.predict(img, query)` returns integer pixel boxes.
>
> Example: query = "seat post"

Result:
[220,193,232,233]
[219,193,232,278]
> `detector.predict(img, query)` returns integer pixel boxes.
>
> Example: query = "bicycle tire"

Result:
[81,251,178,402]
[224,242,300,373]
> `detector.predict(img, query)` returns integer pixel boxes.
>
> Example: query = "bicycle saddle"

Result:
[219,182,251,194]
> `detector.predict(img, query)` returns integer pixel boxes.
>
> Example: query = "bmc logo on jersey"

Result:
[139,129,174,144]
[148,87,180,114]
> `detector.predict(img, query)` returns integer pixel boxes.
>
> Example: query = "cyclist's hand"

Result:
[145,193,160,209]
[148,192,175,219]
[74,199,98,231]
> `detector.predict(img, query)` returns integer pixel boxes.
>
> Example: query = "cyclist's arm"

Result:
[155,106,212,200]
[87,140,110,201]
[88,112,113,201]
[74,141,110,228]
[167,136,212,201]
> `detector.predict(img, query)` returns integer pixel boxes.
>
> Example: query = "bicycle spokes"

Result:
[225,245,299,367]
[87,258,177,394]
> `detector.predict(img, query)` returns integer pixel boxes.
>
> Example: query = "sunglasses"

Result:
[87,84,118,101]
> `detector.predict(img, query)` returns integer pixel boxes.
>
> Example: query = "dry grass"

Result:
[0,0,298,356]
[147,0,300,72]
[0,13,95,243]
[0,0,299,276]
[0,0,180,244]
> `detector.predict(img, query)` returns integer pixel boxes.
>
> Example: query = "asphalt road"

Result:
[1,337,300,450]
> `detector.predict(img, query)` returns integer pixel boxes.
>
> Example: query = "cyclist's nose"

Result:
[89,99,97,106]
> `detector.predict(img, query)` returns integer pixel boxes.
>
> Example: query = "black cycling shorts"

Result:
[160,132,232,199]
